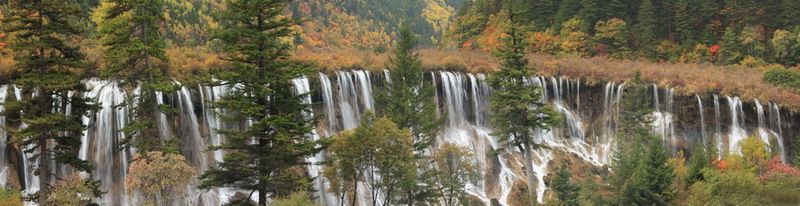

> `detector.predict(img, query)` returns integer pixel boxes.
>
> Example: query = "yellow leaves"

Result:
[45,174,95,205]
[422,0,455,36]
[559,18,591,56]
[125,151,196,205]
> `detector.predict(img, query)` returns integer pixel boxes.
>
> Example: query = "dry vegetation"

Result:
[2,46,797,111]
[297,49,800,111]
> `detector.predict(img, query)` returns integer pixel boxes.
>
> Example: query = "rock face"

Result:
[0,70,797,205]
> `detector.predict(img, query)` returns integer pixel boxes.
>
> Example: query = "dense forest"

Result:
[0,0,799,206]
[450,0,800,66]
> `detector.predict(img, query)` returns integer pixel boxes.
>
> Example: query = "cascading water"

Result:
[714,95,724,155]
[727,96,748,155]
[82,80,131,206]
[318,73,336,135]
[697,95,707,146]
[754,99,785,161]
[0,85,7,187]
[0,70,794,205]
[292,77,336,206]
[652,86,678,154]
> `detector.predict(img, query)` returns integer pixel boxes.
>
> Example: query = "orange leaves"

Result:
[759,157,800,182]
[0,33,6,49]
[713,159,729,171]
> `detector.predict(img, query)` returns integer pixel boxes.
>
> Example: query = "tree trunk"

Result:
[523,142,537,204]
[38,136,50,205]
[259,188,267,206]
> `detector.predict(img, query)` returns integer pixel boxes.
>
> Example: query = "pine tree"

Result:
[97,0,178,152]
[488,5,560,202]
[675,0,718,45]
[1,0,97,203]
[611,72,674,205]
[608,0,628,20]
[634,0,657,52]
[529,0,557,31]
[577,0,608,32]
[719,26,743,65]
[551,163,580,205]
[379,25,443,153]
[686,142,714,184]
[379,25,444,205]
[197,0,327,205]
[621,135,674,205]
[552,0,581,32]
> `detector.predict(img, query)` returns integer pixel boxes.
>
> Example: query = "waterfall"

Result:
[1,70,798,205]
[652,86,677,154]
[319,73,336,135]
[599,82,624,164]
[697,95,707,145]
[754,99,771,145]
[293,77,336,206]
[176,86,222,206]
[82,80,131,206]
[336,71,362,130]
[199,84,224,163]
[754,99,785,162]
[0,85,7,187]
[353,70,374,112]
[714,95,723,155]
[441,72,466,128]
[727,96,748,155]
[771,103,786,161]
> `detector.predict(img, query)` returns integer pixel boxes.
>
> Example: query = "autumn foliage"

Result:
[126,152,196,205]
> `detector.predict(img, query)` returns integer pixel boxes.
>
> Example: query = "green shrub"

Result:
[270,191,316,206]
[762,68,800,89]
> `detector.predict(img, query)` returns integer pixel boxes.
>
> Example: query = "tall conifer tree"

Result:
[488,2,560,202]
[97,0,177,152]
[380,25,443,153]
[379,25,444,204]
[197,0,327,205]
[1,0,97,203]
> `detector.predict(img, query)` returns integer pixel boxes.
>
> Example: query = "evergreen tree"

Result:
[551,163,580,205]
[1,0,97,203]
[577,0,608,32]
[379,25,443,153]
[621,135,674,205]
[608,0,628,20]
[197,0,327,205]
[488,5,560,202]
[634,0,657,52]
[611,72,674,205]
[675,0,717,45]
[529,0,557,31]
[379,25,444,204]
[780,0,800,29]
[552,0,581,31]
[719,26,743,65]
[686,142,715,184]
[97,0,178,152]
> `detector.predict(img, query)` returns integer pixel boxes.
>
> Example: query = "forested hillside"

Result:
[450,0,800,65]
